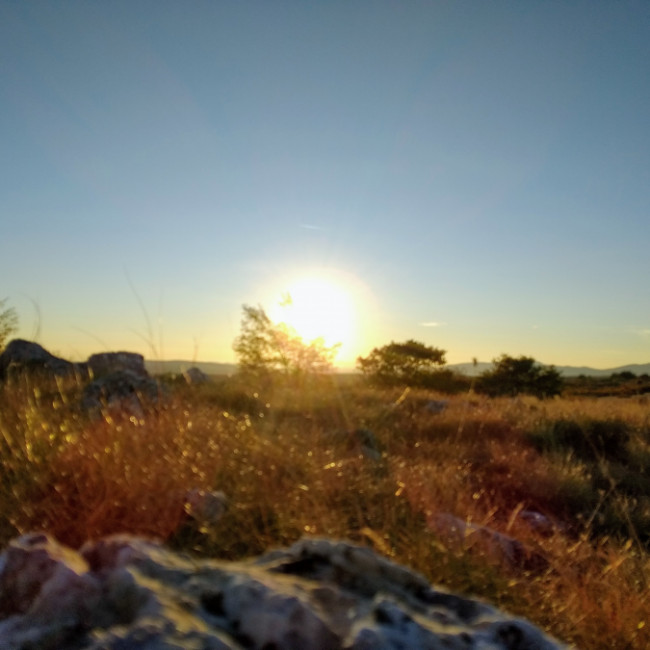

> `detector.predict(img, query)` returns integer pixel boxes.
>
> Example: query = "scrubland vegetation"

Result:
[1,369,649,649]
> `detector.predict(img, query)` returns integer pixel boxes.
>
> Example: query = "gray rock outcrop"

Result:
[82,352,162,416]
[80,369,163,417]
[428,514,548,572]
[0,533,565,649]
[0,339,83,381]
[425,399,449,415]
[87,352,148,378]
[183,489,228,525]
[0,340,164,416]
[183,366,211,384]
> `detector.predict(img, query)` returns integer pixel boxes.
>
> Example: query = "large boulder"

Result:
[0,339,83,381]
[80,369,163,417]
[0,340,163,416]
[83,351,163,416]
[87,352,147,378]
[0,533,566,649]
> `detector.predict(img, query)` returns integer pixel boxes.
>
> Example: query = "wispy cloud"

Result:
[420,321,445,327]
[635,328,650,337]
[299,223,325,231]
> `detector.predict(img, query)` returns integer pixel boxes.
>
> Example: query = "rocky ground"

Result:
[0,533,565,649]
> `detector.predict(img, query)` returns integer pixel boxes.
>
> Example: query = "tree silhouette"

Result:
[476,354,563,398]
[233,304,339,381]
[357,339,447,388]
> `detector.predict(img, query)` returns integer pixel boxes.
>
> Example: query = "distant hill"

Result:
[447,362,493,376]
[448,361,650,378]
[145,359,650,379]
[555,362,650,377]
[145,360,237,376]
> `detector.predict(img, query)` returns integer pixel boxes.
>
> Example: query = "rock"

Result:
[0,340,165,417]
[0,339,83,381]
[425,399,449,414]
[183,366,211,384]
[353,428,383,461]
[87,352,147,378]
[428,513,548,571]
[326,429,383,461]
[0,533,566,649]
[183,489,228,525]
[518,510,558,537]
[80,369,163,417]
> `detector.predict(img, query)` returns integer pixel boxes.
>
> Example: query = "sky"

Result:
[2,1,649,369]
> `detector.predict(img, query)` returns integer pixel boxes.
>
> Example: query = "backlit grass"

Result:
[1,373,649,648]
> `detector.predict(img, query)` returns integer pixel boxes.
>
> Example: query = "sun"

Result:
[269,274,357,359]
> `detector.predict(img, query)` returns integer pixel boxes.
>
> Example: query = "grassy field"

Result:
[1,372,649,648]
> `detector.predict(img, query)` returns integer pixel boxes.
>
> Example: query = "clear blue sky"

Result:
[2,1,649,368]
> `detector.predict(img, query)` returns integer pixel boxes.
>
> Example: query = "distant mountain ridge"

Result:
[144,360,237,376]
[448,362,650,377]
[552,362,650,377]
[145,359,650,378]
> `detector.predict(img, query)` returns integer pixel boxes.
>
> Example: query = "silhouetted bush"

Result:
[476,355,563,398]
[357,340,450,390]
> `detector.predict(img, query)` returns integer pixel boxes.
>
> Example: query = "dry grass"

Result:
[1,374,649,648]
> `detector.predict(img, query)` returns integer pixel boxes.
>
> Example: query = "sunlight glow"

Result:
[269,274,358,363]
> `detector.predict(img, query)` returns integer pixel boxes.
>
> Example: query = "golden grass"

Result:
[1,374,649,648]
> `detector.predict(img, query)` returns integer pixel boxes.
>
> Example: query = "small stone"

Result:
[183,367,211,384]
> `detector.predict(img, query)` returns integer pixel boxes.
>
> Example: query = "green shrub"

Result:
[476,355,563,398]
[357,340,448,389]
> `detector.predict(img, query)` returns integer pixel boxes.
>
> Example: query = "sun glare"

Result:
[269,274,358,363]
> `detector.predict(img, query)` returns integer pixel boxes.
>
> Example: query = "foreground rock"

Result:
[0,533,565,649]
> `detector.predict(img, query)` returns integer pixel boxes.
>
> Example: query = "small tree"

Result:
[0,298,18,352]
[232,305,277,378]
[233,304,339,381]
[476,354,563,398]
[357,339,447,388]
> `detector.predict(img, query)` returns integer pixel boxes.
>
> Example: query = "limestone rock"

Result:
[326,429,383,462]
[0,533,566,649]
[0,340,166,417]
[425,399,449,415]
[87,352,148,378]
[518,510,559,537]
[428,513,548,571]
[183,367,211,384]
[183,489,228,525]
[0,339,82,381]
[80,369,163,417]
